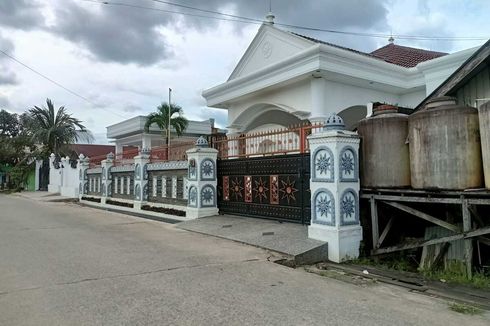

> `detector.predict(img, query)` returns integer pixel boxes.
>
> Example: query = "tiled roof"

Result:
[293,32,447,68]
[370,43,447,68]
[70,144,115,158]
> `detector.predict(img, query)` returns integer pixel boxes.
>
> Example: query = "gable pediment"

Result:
[228,24,314,80]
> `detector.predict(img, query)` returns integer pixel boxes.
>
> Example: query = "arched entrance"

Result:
[337,105,367,131]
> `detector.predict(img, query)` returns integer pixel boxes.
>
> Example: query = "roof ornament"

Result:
[324,113,345,131]
[265,0,275,25]
[388,31,395,44]
[195,136,209,148]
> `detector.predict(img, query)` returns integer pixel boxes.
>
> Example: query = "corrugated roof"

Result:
[293,32,447,68]
[70,144,115,158]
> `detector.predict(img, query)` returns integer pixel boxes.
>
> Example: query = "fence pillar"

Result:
[78,154,90,200]
[186,136,218,219]
[307,113,362,263]
[100,152,114,204]
[48,153,61,193]
[133,148,150,209]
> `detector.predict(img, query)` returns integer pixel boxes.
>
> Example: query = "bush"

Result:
[106,199,134,208]
[141,204,186,217]
[81,196,101,203]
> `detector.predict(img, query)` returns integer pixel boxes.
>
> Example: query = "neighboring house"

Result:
[106,116,224,156]
[202,15,478,137]
[415,39,490,111]
[69,144,116,160]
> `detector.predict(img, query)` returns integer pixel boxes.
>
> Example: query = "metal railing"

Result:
[211,123,323,159]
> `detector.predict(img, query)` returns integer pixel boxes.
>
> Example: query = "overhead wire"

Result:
[0,49,126,118]
[82,0,489,41]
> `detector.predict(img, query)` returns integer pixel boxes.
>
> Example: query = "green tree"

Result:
[144,102,189,145]
[27,98,92,156]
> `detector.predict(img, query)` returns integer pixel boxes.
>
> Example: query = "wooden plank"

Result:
[468,205,485,226]
[462,198,473,279]
[383,201,461,233]
[431,242,450,271]
[467,198,490,205]
[360,194,462,204]
[377,217,394,248]
[370,196,379,249]
[372,226,490,255]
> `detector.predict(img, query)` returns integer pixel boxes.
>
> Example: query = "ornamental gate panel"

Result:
[217,154,310,224]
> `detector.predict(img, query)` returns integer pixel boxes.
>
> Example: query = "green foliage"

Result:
[27,98,92,156]
[9,160,33,191]
[144,102,189,140]
[448,302,482,315]
[423,261,490,289]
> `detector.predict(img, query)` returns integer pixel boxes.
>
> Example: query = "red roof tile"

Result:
[293,32,447,68]
[70,144,115,158]
[370,43,447,68]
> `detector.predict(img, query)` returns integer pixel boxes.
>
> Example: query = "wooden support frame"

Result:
[372,226,490,255]
[364,189,490,278]
[383,201,460,233]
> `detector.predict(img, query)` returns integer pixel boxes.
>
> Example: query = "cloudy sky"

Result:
[1,0,488,143]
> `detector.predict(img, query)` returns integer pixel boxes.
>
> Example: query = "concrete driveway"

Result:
[0,194,488,325]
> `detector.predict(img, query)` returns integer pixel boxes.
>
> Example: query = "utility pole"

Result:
[168,88,172,150]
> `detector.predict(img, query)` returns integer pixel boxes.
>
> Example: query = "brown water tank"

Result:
[479,100,490,188]
[358,105,410,188]
[408,96,483,190]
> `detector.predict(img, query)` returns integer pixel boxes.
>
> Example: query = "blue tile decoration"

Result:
[135,183,141,200]
[339,146,358,182]
[312,188,335,226]
[201,184,216,207]
[312,146,334,182]
[200,159,216,181]
[188,159,197,180]
[134,164,141,180]
[340,189,359,225]
[188,186,198,207]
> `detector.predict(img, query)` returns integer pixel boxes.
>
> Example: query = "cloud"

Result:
[51,1,172,65]
[0,33,19,85]
[0,0,45,30]
[0,71,18,85]
[0,96,10,108]
[123,104,143,113]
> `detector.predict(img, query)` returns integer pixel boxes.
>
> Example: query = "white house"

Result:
[107,116,222,156]
[202,14,477,136]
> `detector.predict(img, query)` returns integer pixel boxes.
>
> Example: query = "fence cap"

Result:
[195,136,209,148]
[324,113,345,131]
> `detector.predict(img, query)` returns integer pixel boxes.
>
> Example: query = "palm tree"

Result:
[144,102,189,147]
[28,98,92,156]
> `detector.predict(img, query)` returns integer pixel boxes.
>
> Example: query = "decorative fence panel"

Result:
[217,153,311,224]
[86,167,102,196]
[146,161,188,206]
[110,165,135,200]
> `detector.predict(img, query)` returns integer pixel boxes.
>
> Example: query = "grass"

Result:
[449,302,483,315]
[423,268,490,289]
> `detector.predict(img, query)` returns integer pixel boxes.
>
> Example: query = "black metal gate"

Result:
[217,154,310,224]
[38,159,49,191]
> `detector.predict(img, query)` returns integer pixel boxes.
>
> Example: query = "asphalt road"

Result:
[0,194,489,326]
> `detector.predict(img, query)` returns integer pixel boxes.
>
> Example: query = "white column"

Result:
[186,136,219,219]
[310,77,327,125]
[115,141,123,156]
[152,177,157,197]
[161,176,167,197]
[78,154,89,199]
[142,134,152,150]
[172,176,177,198]
[100,153,114,203]
[133,148,150,209]
[308,113,362,263]
[114,177,118,194]
[225,128,241,158]
[126,176,131,195]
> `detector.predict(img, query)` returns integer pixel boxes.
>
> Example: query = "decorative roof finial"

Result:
[265,1,274,25]
[388,31,394,44]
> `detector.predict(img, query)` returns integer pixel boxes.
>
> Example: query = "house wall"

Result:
[227,78,426,132]
[453,65,490,107]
